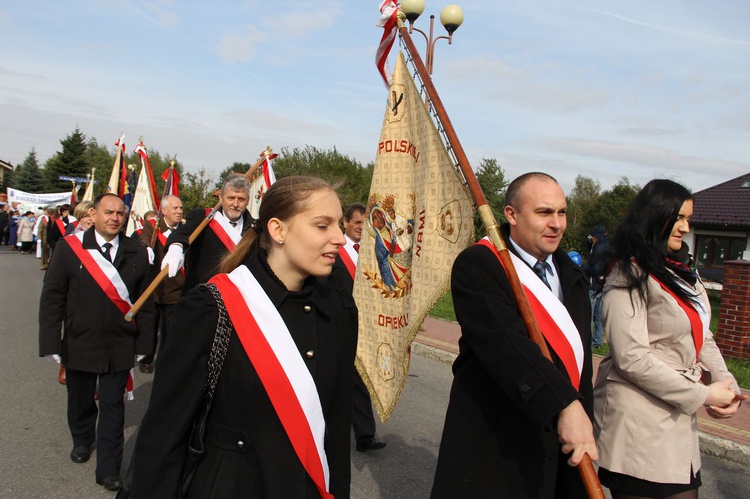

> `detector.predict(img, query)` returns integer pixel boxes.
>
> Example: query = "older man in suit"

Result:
[137,195,185,373]
[39,193,154,492]
[431,172,597,498]
[161,174,253,296]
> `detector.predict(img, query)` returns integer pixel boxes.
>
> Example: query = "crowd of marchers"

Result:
[32,172,745,498]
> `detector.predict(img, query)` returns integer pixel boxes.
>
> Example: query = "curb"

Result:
[412,341,750,469]
[699,432,750,469]
[412,341,457,365]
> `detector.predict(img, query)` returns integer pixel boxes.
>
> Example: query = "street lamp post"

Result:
[400,0,464,77]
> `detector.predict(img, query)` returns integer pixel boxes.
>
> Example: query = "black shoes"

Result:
[70,445,92,463]
[139,363,154,374]
[96,476,123,491]
[356,437,387,452]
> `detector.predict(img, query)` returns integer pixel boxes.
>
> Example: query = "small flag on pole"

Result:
[248,149,278,219]
[125,162,157,237]
[107,135,125,194]
[161,162,180,197]
[134,139,160,210]
[375,1,399,88]
[82,168,96,202]
[122,166,137,209]
[70,181,78,204]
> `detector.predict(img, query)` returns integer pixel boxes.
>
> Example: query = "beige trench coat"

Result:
[594,261,737,484]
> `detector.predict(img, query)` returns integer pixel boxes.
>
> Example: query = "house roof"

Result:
[692,172,750,229]
[0,159,13,170]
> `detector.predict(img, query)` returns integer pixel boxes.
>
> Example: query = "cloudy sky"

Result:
[1,0,748,193]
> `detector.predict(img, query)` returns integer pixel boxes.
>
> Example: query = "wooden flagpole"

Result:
[125,149,272,322]
[397,18,604,499]
[148,159,178,249]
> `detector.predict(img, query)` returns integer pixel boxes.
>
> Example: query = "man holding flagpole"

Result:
[137,195,185,374]
[39,193,154,492]
[432,173,597,498]
[162,174,253,296]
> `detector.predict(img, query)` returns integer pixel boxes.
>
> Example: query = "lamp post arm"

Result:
[427,35,451,75]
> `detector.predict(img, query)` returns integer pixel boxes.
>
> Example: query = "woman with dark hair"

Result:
[132,176,356,498]
[9,210,20,250]
[594,179,745,499]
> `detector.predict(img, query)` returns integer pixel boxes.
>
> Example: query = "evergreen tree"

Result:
[14,148,47,193]
[563,175,601,252]
[43,128,89,191]
[2,164,16,194]
[473,157,508,239]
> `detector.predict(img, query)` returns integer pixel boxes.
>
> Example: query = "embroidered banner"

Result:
[353,52,474,420]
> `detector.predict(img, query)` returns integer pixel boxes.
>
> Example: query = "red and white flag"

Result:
[134,139,160,210]
[248,150,278,219]
[125,163,157,237]
[161,165,179,197]
[376,1,399,88]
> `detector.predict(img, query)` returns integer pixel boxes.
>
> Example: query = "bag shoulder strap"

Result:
[187,283,232,456]
[200,282,231,399]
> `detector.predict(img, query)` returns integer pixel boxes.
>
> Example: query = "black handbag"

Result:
[117,283,231,499]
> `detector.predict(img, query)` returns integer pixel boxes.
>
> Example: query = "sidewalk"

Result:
[414,316,750,468]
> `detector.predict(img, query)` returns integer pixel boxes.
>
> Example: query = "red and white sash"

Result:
[650,275,707,359]
[66,233,133,316]
[210,268,332,498]
[339,244,357,280]
[478,238,584,390]
[67,233,137,401]
[55,218,66,234]
[207,209,242,252]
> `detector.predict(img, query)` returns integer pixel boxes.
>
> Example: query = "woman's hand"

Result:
[706,392,748,419]
[704,378,739,408]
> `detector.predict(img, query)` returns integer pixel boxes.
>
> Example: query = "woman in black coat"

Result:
[132,176,358,498]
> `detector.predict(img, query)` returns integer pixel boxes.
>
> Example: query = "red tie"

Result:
[353,243,360,253]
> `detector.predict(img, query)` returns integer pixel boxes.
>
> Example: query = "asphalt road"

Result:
[1,244,749,498]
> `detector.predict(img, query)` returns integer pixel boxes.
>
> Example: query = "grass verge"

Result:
[430,291,749,389]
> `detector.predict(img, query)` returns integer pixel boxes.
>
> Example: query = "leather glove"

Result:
[46,354,61,363]
[146,247,155,265]
[161,244,184,278]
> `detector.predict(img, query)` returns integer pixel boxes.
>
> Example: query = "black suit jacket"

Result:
[46,215,69,249]
[432,224,593,498]
[140,218,185,304]
[165,208,253,296]
[327,253,354,293]
[132,250,358,498]
[39,227,155,373]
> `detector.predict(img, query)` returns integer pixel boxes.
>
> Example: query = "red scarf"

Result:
[649,274,704,359]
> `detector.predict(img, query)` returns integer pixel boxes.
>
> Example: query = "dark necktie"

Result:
[229,221,237,229]
[533,261,551,290]
[101,242,113,263]
[353,243,360,253]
